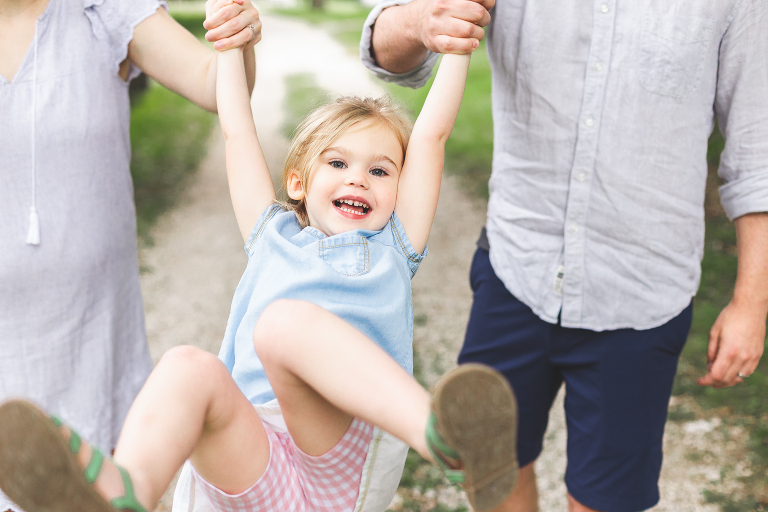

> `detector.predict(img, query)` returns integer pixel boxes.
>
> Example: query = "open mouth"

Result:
[334,198,370,216]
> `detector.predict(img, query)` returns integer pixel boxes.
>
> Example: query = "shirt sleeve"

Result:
[359,0,440,89]
[714,0,768,220]
[83,0,167,81]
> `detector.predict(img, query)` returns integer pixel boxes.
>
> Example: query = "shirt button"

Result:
[585,118,595,127]
[569,225,580,233]
[576,172,586,181]
[594,62,603,71]
[601,4,609,13]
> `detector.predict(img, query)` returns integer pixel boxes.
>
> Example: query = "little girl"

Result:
[0,4,518,512]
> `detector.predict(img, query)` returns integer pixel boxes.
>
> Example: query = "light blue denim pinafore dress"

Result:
[173,204,427,512]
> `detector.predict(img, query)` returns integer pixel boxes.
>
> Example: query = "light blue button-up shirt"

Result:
[361,0,768,330]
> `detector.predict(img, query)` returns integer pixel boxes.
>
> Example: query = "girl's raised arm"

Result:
[217,47,276,242]
[394,53,470,255]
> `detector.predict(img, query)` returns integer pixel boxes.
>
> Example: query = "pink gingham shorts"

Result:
[191,417,374,512]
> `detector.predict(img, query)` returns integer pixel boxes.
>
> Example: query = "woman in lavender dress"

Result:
[0,0,257,509]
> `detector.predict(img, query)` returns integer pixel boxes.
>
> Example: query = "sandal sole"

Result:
[432,364,518,512]
[0,400,114,512]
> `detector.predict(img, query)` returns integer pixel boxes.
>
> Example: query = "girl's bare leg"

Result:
[254,300,432,459]
[104,346,268,510]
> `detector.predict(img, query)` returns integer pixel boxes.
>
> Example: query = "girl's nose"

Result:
[345,168,369,189]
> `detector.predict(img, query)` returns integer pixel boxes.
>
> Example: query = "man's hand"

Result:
[409,0,494,55]
[698,213,768,388]
[204,0,261,51]
[697,300,766,388]
[372,0,493,74]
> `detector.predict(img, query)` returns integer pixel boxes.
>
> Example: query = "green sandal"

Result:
[426,364,519,512]
[0,400,147,512]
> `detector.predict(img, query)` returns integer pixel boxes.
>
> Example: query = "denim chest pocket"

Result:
[638,14,715,98]
[318,236,370,276]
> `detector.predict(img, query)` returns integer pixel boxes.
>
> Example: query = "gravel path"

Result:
[140,11,731,512]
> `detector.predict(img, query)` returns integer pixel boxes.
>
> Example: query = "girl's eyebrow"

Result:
[323,147,400,171]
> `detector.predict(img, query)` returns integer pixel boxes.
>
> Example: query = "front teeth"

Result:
[339,206,365,216]
[335,198,369,216]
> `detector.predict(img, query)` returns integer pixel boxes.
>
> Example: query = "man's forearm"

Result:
[371,3,428,74]
[733,212,768,315]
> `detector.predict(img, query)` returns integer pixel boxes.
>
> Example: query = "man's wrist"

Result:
[730,293,768,317]
[371,2,429,72]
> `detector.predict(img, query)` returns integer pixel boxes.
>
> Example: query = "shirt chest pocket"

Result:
[318,236,370,276]
[638,14,715,98]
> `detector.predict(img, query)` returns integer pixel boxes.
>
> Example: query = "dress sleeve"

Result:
[359,0,440,89]
[244,204,284,258]
[715,0,768,220]
[83,0,167,80]
[387,212,428,278]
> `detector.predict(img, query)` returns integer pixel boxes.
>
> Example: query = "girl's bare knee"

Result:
[158,345,226,382]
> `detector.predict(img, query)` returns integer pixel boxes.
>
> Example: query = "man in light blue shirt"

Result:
[361,1,768,511]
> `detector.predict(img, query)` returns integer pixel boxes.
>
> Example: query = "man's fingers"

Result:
[706,325,721,366]
[451,0,491,27]
[428,0,490,27]
[469,0,495,13]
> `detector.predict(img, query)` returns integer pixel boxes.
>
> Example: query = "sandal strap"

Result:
[83,447,105,484]
[425,413,465,484]
[50,415,82,454]
[49,415,145,512]
[110,466,148,512]
[68,430,82,454]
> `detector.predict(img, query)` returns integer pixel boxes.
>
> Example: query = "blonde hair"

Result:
[282,96,414,227]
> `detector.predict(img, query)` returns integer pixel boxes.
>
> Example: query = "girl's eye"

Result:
[329,160,346,169]
[369,167,388,177]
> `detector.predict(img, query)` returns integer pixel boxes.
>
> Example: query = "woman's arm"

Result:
[395,53,470,254]
[127,7,257,112]
[217,48,276,241]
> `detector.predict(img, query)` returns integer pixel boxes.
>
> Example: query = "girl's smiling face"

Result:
[286,120,403,237]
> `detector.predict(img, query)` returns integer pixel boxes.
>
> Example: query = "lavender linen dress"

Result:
[0,0,161,507]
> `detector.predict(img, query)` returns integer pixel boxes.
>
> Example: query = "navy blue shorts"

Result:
[459,248,692,512]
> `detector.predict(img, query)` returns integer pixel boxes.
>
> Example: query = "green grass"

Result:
[130,79,215,244]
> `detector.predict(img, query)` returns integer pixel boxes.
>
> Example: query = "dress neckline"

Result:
[0,0,54,84]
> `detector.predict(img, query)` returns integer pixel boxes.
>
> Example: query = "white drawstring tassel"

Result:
[27,21,40,246]
[26,206,40,245]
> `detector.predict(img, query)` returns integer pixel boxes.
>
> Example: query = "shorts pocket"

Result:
[318,237,370,276]
[638,13,715,98]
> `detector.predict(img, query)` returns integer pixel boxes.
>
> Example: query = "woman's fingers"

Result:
[205,0,261,50]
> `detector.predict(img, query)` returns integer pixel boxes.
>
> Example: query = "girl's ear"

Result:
[286,171,305,201]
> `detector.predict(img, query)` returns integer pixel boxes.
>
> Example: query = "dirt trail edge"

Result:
[140,12,725,512]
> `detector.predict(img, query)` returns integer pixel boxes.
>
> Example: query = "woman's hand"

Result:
[204,0,261,51]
